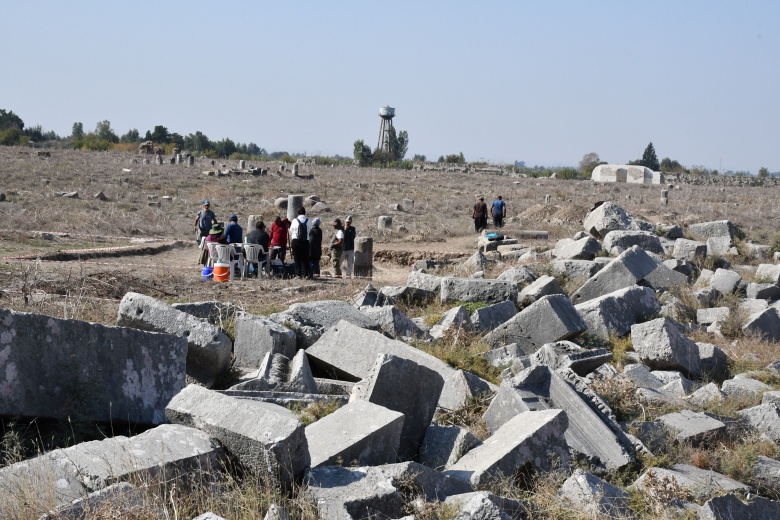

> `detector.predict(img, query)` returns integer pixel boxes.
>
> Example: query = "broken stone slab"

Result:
[484,343,524,367]
[558,469,632,519]
[747,282,780,301]
[170,300,240,325]
[470,300,517,333]
[457,251,489,272]
[753,455,780,497]
[406,270,444,292]
[352,354,445,461]
[165,384,309,489]
[550,259,603,281]
[697,307,730,325]
[699,493,780,520]
[306,320,456,382]
[553,236,602,260]
[633,463,749,502]
[444,491,529,520]
[738,404,780,443]
[429,305,472,339]
[643,261,691,291]
[233,313,296,369]
[743,307,780,341]
[763,390,780,406]
[496,266,537,285]
[305,399,404,468]
[623,363,665,389]
[517,275,565,307]
[221,390,348,409]
[686,382,726,407]
[631,317,702,378]
[722,377,771,400]
[484,294,587,353]
[575,285,660,341]
[445,409,570,487]
[582,201,632,239]
[307,462,473,520]
[603,230,664,256]
[270,300,381,349]
[232,350,318,394]
[483,365,635,471]
[756,263,780,284]
[361,305,427,340]
[438,369,496,410]
[570,246,658,304]
[689,220,742,242]
[351,283,391,308]
[710,268,742,295]
[440,277,518,305]
[673,238,707,261]
[0,424,222,518]
[657,410,726,444]
[379,285,437,304]
[528,341,611,377]
[419,425,480,470]
[44,482,160,520]
[695,342,730,382]
[117,292,231,387]
[0,307,186,425]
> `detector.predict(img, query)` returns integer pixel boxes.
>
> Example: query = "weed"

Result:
[413,329,501,384]
[434,393,493,440]
[289,399,342,427]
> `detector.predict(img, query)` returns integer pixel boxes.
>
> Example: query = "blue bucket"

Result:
[201,266,214,281]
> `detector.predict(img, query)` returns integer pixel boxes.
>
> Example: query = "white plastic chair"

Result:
[205,241,220,267]
[214,244,243,281]
[241,244,267,280]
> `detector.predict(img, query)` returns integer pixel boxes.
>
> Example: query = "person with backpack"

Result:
[309,217,323,277]
[289,207,311,278]
[340,215,356,278]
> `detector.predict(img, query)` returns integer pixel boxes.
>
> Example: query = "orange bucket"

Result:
[213,262,230,282]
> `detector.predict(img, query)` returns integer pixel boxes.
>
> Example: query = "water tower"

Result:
[376,105,395,154]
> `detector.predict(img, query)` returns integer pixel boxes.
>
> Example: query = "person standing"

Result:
[289,207,311,278]
[490,195,506,228]
[472,196,488,232]
[194,200,217,242]
[309,217,323,277]
[329,218,345,277]
[340,216,356,278]
[270,215,290,262]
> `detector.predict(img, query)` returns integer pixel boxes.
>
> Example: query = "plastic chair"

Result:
[241,244,267,280]
[214,244,243,281]
[205,241,220,267]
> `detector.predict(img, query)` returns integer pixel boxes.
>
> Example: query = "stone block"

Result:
[484,295,586,353]
[710,268,742,295]
[444,491,528,520]
[470,300,517,333]
[673,238,707,261]
[528,341,611,376]
[695,342,730,382]
[117,292,231,387]
[171,301,240,325]
[419,425,480,470]
[686,382,725,407]
[550,259,603,281]
[631,317,702,378]
[747,283,780,300]
[570,246,658,304]
[603,230,664,255]
[440,277,518,305]
[700,493,780,520]
[234,313,296,369]
[379,285,437,304]
[739,404,780,443]
[707,235,735,257]
[484,343,524,367]
[165,384,309,489]
[697,307,730,325]
[307,462,473,520]
[306,320,455,381]
[496,266,536,285]
[270,300,380,349]
[361,305,426,340]
[633,464,749,502]
[558,469,631,518]
[445,410,570,487]
[517,275,566,307]
[642,261,691,291]
[438,370,496,410]
[743,307,780,341]
[756,263,780,284]
[722,376,772,400]
[305,400,404,467]
[582,201,632,239]
[46,482,158,520]
[350,284,392,308]
[763,390,780,406]
[689,220,741,241]
[0,307,186,425]
[657,410,726,444]
[622,363,664,389]
[352,354,444,460]
[575,285,660,341]
[753,455,780,497]
[429,305,472,339]
[554,236,602,260]
[406,270,444,292]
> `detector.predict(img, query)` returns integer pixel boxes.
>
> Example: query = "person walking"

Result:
[329,218,345,277]
[289,207,311,278]
[490,195,506,228]
[472,196,488,232]
[309,217,323,277]
[340,216,356,278]
[194,200,217,242]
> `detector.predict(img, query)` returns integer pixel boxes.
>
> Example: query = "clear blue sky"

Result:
[2,1,778,172]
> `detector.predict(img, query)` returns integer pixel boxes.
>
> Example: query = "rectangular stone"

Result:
[440,277,518,305]
[570,246,658,304]
[575,285,660,341]
[233,313,296,369]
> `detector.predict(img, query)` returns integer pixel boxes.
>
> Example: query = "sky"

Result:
[2,1,778,172]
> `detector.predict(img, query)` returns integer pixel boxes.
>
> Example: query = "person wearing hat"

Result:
[204,222,227,260]
[223,214,243,251]
[472,196,488,233]
[329,218,345,277]
[194,200,217,242]
[309,217,323,277]
[340,215,356,278]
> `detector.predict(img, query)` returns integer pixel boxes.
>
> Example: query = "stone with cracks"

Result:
[165,384,309,489]
[738,404,780,443]
[470,300,517,333]
[445,409,570,487]
[528,341,611,376]
[483,365,635,470]
[583,201,632,239]
[379,285,437,304]
[496,266,537,285]
[558,469,632,519]
[0,307,186,425]
[517,275,566,307]
[305,400,404,468]
[438,370,496,410]
[710,268,742,295]
[673,238,707,261]
[699,493,780,520]
[307,462,473,520]
[550,259,603,281]
[117,292,231,388]
[631,317,702,378]
[233,313,296,369]
[743,307,780,341]
[0,424,222,518]
[633,464,749,502]
[553,236,602,260]
[352,354,444,461]
[361,305,426,340]
[570,246,658,304]
[270,300,380,349]
[484,343,524,367]
[419,425,480,470]
[440,277,518,305]
[603,230,664,255]
[406,270,444,292]
[575,285,659,341]
[689,220,742,241]
[306,320,455,382]
[657,410,726,444]
[429,305,472,339]
[484,294,587,353]
[171,301,240,325]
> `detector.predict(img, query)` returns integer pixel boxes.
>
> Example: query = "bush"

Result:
[555,167,580,180]
[0,127,27,146]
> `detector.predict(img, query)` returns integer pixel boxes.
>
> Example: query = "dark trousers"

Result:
[474,216,487,232]
[270,245,286,262]
[493,215,504,228]
[310,257,321,276]
[291,239,310,278]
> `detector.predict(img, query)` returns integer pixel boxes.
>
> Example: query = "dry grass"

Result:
[414,328,502,384]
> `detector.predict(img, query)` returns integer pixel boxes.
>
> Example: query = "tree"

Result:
[640,142,660,171]
[214,138,236,157]
[149,125,170,144]
[120,128,140,143]
[71,122,84,139]
[353,139,372,166]
[95,120,119,143]
[578,152,601,176]
[759,167,769,178]
[394,130,409,160]
[413,154,426,162]
[184,131,211,153]
[0,109,24,131]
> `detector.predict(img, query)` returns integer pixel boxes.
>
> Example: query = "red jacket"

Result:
[270,219,290,247]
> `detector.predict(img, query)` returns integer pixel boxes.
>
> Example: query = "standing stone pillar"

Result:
[187,156,195,167]
[544,194,551,204]
[239,160,246,169]
[377,216,393,230]
[175,154,183,164]
[247,215,263,231]
[293,163,299,176]
[155,154,163,165]
[354,237,373,278]
[661,190,669,206]
[287,194,305,220]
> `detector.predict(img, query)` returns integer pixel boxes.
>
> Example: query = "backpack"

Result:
[295,217,308,241]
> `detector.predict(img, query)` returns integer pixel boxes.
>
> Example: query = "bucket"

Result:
[213,262,230,283]
[201,266,214,282]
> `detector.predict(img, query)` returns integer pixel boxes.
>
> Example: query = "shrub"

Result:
[554,167,581,180]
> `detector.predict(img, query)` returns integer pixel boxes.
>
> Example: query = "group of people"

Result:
[472,195,506,232]
[194,199,357,279]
